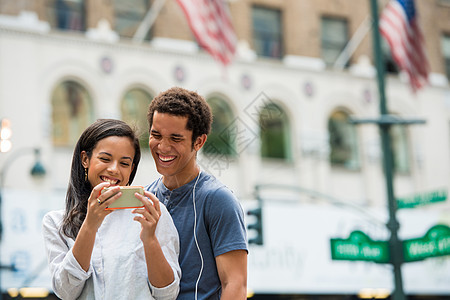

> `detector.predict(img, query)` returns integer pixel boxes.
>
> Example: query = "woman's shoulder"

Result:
[42,209,65,227]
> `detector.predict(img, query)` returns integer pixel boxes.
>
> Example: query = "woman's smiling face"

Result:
[81,136,135,188]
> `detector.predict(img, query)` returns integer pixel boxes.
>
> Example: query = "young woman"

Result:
[42,119,180,300]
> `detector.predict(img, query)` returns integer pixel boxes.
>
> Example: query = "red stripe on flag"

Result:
[176,0,237,65]
[379,0,429,92]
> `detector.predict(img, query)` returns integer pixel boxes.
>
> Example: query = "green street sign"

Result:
[330,230,390,264]
[396,189,447,209]
[403,224,450,262]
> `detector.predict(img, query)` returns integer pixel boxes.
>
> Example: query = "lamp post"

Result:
[0,147,46,300]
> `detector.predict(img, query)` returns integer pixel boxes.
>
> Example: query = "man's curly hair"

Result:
[147,87,212,147]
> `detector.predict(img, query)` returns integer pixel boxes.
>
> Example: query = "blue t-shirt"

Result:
[146,171,248,300]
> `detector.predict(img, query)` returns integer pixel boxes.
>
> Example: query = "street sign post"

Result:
[330,230,390,264]
[403,224,450,262]
[397,189,447,209]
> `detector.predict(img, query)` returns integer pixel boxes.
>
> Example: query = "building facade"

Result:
[0,0,449,298]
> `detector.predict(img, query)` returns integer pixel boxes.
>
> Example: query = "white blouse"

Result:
[42,206,180,300]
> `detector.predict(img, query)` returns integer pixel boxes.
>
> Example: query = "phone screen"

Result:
[101,186,145,210]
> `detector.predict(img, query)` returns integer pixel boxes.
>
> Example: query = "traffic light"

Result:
[0,118,12,153]
[247,205,263,245]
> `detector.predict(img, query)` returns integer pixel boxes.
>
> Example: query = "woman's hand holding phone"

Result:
[132,192,162,243]
[85,182,120,230]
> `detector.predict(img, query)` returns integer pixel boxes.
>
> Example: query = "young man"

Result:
[145,87,248,300]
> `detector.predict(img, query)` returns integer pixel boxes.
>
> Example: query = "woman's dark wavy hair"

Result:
[147,87,212,147]
[61,119,141,239]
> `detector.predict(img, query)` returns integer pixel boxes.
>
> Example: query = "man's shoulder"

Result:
[198,173,242,213]
[200,172,233,197]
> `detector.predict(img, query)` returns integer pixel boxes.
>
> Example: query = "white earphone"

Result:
[192,171,202,300]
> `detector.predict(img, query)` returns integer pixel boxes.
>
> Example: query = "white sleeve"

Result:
[42,211,92,300]
[149,205,181,300]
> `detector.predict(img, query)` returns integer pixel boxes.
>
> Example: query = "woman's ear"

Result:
[80,151,89,168]
[194,134,207,151]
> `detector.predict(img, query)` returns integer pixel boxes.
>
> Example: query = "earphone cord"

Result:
[193,171,203,300]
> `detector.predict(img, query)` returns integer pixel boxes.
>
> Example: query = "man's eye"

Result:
[100,157,109,162]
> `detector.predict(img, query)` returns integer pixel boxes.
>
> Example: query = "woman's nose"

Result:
[107,161,119,173]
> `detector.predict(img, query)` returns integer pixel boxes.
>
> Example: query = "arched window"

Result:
[259,103,290,160]
[121,88,153,148]
[390,124,410,174]
[52,80,93,146]
[328,110,359,170]
[203,97,235,156]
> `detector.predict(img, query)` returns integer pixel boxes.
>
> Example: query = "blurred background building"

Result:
[0,0,449,299]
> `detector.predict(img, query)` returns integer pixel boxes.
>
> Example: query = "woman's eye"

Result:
[121,162,130,167]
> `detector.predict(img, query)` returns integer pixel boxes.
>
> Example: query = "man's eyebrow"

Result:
[150,130,184,138]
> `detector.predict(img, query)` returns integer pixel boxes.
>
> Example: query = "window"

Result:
[113,0,151,39]
[46,0,86,31]
[121,88,153,148]
[252,6,283,58]
[203,97,235,156]
[441,34,450,79]
[382,36,399,74]
[328,110,360,170]
[321,17,348,67]
[390,124,410,174]
[259,103,290,160]
[52,80,93,146]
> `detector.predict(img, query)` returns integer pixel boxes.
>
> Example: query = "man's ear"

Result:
[80,151,89,168]
[194,134,207,151]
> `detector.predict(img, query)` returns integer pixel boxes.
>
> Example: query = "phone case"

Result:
[100,186,145,210]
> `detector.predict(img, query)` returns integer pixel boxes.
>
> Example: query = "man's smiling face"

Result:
[149,111,202,189]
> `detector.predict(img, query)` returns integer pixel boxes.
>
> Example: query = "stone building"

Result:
[0,0,449,298]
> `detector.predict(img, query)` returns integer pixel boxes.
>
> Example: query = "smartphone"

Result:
[100,186,145,210]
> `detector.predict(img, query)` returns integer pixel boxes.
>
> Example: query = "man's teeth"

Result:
[160,155,175,162]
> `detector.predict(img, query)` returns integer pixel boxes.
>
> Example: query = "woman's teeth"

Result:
[101,177,118,185]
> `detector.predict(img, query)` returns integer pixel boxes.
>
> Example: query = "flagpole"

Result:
[369,1,405,299]
[133,0,167,44]
[333,15,372,70]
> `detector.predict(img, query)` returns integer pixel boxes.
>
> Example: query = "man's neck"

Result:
[163,166,200,190]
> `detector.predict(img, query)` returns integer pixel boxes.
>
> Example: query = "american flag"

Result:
[176,0,237,65]
[379,0,429,92]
